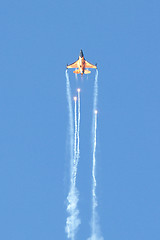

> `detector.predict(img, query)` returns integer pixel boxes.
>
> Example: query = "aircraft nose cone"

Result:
[80,50,84,57]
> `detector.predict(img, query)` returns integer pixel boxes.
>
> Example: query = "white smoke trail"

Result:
[65,70,74,171]
[76,89,81,171]
[93,70,98,112]
[88,70,103,240]
[73,97,78,185]
[66,185,80,240]
[65,70,81,240]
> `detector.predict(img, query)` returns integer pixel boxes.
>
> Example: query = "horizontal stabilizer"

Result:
[84,70,91,74]
[73,70,80,74]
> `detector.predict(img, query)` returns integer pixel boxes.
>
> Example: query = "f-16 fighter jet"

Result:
[67,50,97,76]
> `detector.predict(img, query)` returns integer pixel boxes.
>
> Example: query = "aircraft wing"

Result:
[85,60,97,69]
[67,60,79,69]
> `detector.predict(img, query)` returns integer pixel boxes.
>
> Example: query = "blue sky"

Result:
[0,0,160,239]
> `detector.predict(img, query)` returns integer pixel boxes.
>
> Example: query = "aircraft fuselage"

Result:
[67,49,97,75]
[78,55,85,75]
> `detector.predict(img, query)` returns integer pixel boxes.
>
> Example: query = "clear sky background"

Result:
[0,0,160,240]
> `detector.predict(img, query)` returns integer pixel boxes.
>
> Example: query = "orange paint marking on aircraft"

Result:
[67,50,97,76]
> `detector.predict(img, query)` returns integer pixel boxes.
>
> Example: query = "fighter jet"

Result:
[67,50,97,75]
